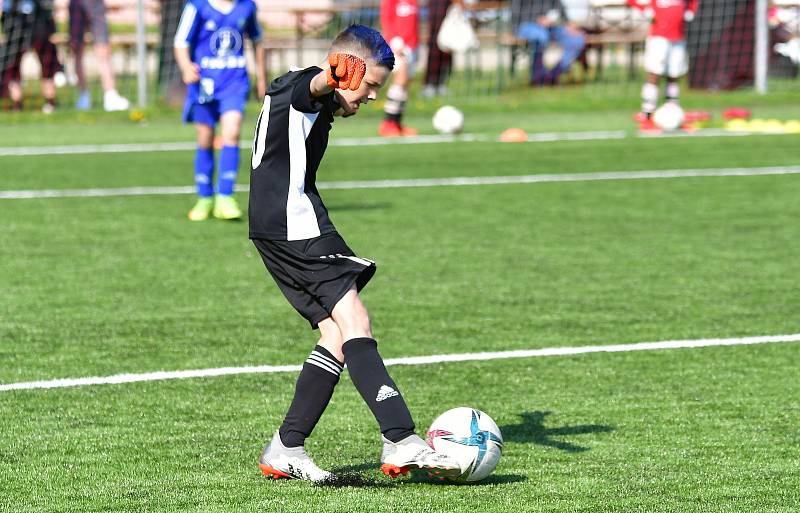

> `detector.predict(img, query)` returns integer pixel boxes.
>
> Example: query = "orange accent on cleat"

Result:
[381,463,410,478]
[400,126,418,136]
[639,118,662,134]
[259,463,292,479]
[378,119,402,137]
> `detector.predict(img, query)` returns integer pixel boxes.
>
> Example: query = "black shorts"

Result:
[252,232,377,329]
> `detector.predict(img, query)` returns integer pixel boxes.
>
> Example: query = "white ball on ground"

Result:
[432,105,464,134]
[653,102,685,131]
[426,407,503,482]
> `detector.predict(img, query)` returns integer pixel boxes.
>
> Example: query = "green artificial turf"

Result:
[1,100,798,512]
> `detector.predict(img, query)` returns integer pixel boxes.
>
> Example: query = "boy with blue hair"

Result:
[174,0,266,221]
[249,24,460,482]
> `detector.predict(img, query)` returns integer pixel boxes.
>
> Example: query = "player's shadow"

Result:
[500,411,614,453]
[319,463,527,488]
[317,463,398,488]
[408,473,527,486]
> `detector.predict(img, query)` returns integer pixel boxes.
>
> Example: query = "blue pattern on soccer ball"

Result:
[441,410,503,472]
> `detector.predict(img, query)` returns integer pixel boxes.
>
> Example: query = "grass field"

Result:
[1,94,799,512]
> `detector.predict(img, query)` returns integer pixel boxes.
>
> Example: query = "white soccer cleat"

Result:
[258,431,333,483]
[103,90,130,112]
[380,434,462,479]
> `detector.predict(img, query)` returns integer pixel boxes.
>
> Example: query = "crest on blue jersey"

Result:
[210,27,242,56]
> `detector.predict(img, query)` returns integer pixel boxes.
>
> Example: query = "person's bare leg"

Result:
[73,44,87,91]
[8,80,23,104]
[94,42,115,92]
[40,78,56,101]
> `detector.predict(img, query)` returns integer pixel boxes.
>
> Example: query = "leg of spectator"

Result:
[517,22,549,85]
[423,0,450,95]
[551,25,585,84]
[7,80,23,107]
[95,43,116,93]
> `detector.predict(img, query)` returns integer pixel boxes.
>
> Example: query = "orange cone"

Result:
[500,128,528,143]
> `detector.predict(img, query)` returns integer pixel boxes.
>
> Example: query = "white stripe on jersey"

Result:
[286,106,322,241]
[174,2,197,48]
[251,95,271,169]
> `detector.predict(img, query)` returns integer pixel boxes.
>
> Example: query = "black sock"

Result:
[278,345,342,448]
[342,337,415,442]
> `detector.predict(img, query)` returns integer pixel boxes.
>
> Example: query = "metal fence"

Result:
[1,0,797,111]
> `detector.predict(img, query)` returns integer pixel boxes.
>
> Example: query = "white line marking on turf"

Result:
[1,333,798,392]
[0,141,202,156]
[2,165,799,200]
[0,131,620,157]
[0,128,775,157]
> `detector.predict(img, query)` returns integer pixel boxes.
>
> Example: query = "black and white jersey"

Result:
[249,66,339,241]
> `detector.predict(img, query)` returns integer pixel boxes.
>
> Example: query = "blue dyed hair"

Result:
[330,24,395,70]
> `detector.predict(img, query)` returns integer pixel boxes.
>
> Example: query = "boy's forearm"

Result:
[254,43,267,86]
[309,70,334,98]
[174,46,193,71]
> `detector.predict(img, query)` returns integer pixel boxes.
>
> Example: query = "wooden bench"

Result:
[503,0,649,81]
[502,28,647,81]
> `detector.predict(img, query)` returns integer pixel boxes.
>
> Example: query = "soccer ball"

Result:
[653,102,685,131]
[432,105,464,134]
[426,407,503,482]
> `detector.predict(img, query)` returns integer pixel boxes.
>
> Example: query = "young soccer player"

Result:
[174,0,266,221]
[249,24,460,482]
[628,0,698,132]
[378,0,419,137]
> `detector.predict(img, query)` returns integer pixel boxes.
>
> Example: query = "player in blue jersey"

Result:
[174,0,266,221]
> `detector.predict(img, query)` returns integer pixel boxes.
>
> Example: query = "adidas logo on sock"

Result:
[375,384,399,402]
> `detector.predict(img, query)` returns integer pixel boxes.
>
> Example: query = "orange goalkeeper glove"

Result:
[326,53,366,91]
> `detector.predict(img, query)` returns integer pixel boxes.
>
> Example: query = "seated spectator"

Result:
[512,0,586,85]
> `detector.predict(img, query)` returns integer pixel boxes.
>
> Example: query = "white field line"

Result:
[1,128,777,158]
[2,333,799,392]
[2,165,800,200]
[0,141,202,156]
[0,131,574,157]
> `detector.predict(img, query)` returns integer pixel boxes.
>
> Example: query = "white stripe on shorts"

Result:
[337,254,374,267]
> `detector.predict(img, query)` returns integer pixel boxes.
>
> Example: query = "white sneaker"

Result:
[258,431,333,483]
[103,89,130,111]
[380,434,461,478]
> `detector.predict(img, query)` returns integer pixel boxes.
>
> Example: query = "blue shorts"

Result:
[183,95,246,126]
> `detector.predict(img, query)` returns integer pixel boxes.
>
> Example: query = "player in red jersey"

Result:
[378,0,419,136]
[628,0,698,132]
